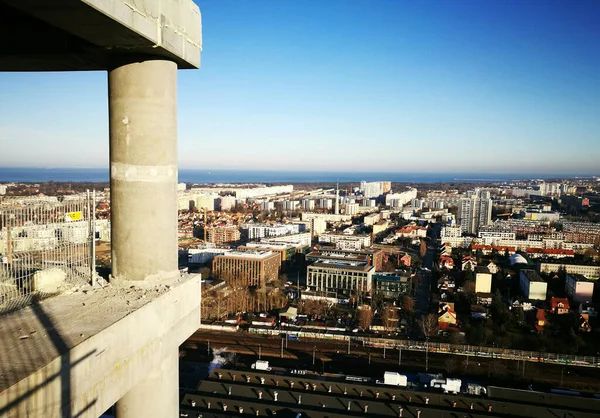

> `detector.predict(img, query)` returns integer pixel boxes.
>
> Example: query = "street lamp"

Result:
[425,337,429,372]
[259,344,262,360]
[313,346,316,366]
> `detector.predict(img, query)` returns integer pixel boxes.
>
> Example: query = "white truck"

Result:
[382,371,408,387]
[251,360,271,371]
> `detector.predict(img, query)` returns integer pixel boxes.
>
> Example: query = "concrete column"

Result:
[108,59,178,281]
[115,349,179,417]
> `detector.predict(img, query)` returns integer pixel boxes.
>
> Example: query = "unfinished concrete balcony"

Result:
[0,0,202,416]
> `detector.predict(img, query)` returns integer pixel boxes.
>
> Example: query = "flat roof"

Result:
[309,262,374,272]
[522,269,544,282]
[216,250,276,260]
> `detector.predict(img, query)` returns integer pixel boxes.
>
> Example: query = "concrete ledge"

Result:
[0,0,201,70]
[0,274,201,417]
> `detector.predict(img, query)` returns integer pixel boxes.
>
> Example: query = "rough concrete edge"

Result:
[0,274,201,416]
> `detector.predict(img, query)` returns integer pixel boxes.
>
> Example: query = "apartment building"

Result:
[318,232,371,249]
[243,223,301,240]
[457,193,492,235]
[565,274,595,303]
[520,269,548,301]
[206,226,241,246]
[360,181,391,198]
[538,262,600,279]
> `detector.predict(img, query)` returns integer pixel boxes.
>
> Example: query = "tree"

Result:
[464,263,474,282]
[400,295,415,314]
[417,313,438,339]
[382,304,399,331]
[358,305,374,330]
[419,238,427,258]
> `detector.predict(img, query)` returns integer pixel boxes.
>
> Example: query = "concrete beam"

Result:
[0,275,201,417]
[0,0,201,71]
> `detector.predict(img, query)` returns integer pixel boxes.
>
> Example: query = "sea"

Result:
[0,167,594,184]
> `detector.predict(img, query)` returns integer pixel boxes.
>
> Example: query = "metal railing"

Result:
[248,327,600,368]
[0,193,96,314]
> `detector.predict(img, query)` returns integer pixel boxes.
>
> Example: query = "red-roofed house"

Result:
[399,254,412,267]
[395,225,427,239]
[471,244,516,256]
[550,297,570,315]
[439,255,455,270]
[438,303,458,329]
[526,248,575,259]
[462,256,477,271]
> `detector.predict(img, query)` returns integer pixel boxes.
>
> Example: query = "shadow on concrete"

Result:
[0,296,96,417]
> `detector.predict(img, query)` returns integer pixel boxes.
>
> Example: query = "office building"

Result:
[307,260,374,294]
[373,272,412,299]
[188,247,231,264]
[260,232,312,248]
[212,250,281,288]
[306,247,384,271]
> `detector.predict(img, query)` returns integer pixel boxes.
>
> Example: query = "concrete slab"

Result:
[0,0,201,71]
[0,274,201,417]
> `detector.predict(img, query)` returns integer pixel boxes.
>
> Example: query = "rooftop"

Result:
[216,250,276,260]
[309,262,374,272]
[521,269,545,282]
[179,368,596,418]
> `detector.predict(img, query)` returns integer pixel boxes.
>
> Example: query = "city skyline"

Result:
[0,0,599,174]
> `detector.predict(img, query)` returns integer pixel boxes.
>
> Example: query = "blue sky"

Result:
[0,0,598,174]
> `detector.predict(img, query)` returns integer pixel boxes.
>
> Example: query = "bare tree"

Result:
[400,296,415,314]
[444,357,458,374]
[358,305,374,330]
[382,304,399,331]
[419,238,427,258]
[417,313,438,339]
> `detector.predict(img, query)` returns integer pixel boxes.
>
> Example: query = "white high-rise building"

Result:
[458,192,492,235]
[360,181,391,198]
[261,201,274,211]
[302,199,315,211]
[346,203,360,216]
[319,198,333,210]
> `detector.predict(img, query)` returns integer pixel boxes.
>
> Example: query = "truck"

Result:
[251,360,271,371]
[467,383,487,396]
[382,371,408,387]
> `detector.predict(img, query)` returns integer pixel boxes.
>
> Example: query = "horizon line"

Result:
[0,166,598,177]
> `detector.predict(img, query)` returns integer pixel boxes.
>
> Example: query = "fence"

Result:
[248,327,600,368]
[0,193,96,314]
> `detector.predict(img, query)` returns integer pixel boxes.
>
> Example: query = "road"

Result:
[183,331,600,392]
[415,244,435,318]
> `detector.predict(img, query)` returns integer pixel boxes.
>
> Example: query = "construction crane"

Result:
[202,208,209,243]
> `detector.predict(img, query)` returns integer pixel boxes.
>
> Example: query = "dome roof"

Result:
[509,254,527,265]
